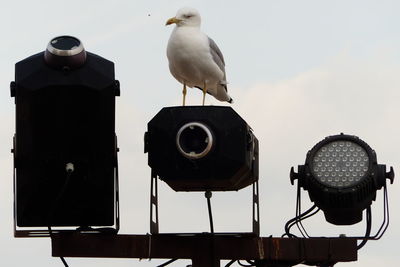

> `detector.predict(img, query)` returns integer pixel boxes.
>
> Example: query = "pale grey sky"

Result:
[1,1,399,266]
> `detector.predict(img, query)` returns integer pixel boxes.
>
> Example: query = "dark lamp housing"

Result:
[12,36,120,233]
[44,35,87,70]
[145,106,259,192]
[291,133,394,225]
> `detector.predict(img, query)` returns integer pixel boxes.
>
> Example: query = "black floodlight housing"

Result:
[145,106,259,192]
[291,133,394,225]
[11,36,120,236]
[145,106,260,235]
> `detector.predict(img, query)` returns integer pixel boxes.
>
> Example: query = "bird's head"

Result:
[166,7,201,27]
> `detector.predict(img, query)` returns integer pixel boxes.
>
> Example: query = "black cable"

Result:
[289,207,320,234]
[357,206,371,250]
[59,257,69,267]
[355,183,390,243]
[47,225,70,267]
[283,178,390,244]
[283,206,320,238]
[47,166,74,267]
[294,183,305,237]
[205,191,214,234]
[224,260,235,267]
[295,181,312,238]
[157,258,178,267]
[204,191,217,267]
[48,171,73,223]
[282,180,321,238]
[237,260,255,266]
[372,184,389,240]
[283,204,318,238]
[354,183,390,247]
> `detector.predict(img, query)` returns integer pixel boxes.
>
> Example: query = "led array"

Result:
[312,141,369,188]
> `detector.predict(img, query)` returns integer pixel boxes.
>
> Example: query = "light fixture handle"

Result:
[386,166,395,184]
[290,167,298,185]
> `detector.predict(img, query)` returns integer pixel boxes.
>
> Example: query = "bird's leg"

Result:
[202,82,207,106]
[182,83,187,106]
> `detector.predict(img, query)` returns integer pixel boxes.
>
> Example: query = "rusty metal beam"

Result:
[52,233,357,266]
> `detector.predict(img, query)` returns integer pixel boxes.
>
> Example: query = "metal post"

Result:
[253,180,260,236]
[150,170,159,234]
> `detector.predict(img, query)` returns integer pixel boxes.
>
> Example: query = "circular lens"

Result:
[311,141,369,188]
[44,35,86,69]
[47,36,84,56]
[176,122,214,159]
[52,37,80,50]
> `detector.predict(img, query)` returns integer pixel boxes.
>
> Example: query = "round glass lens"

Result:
[51,36,81,50]
[312,141,369,188]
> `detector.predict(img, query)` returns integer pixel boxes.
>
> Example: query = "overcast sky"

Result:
[1,1,399,266]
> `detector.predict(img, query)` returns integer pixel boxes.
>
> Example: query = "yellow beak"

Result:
[166,17,182,26]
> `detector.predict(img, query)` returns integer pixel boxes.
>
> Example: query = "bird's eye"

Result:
[184,14,193,18]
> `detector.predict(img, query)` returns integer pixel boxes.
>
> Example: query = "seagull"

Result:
[166,7,233,106]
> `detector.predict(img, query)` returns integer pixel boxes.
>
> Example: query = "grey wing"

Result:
[208,37,227,86]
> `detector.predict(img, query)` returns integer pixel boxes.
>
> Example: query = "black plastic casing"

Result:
[145,106,259,191]
[297,134,386,225]
[12,51,119,227]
